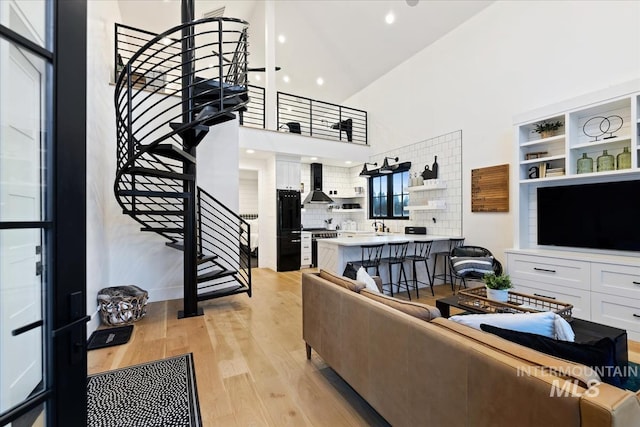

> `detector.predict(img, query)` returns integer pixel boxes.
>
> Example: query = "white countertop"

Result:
[318,234,458,247]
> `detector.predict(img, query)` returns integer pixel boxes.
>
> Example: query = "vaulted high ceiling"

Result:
[117,0,493,104]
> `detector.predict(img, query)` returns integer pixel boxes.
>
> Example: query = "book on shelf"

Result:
[545,167,565,177]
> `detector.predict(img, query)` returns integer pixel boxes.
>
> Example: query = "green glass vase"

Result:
[597,150,615,172]
[576,153,593,174]
[617,147,631,170]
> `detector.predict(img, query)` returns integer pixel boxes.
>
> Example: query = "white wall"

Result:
[345,0,640,262]
[86,0,122,333]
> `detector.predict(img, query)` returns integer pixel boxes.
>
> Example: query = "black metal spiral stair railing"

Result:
[114,16,251,317]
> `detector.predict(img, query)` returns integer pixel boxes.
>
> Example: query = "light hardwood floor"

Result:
[88,268,640,426]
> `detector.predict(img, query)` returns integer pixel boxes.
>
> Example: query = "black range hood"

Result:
[303,163,334,204]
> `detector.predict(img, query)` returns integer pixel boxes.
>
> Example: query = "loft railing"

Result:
[277,91,367,145]
[114,23,368,145]
[239,84,265,129]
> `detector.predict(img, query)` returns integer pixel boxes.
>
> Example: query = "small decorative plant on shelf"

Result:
[533,120,564,139]
[483,272,512,302]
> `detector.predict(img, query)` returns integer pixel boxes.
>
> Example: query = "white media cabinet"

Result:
[509,80,640,341]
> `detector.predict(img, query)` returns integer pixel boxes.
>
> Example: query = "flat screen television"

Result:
[537,180,640,252]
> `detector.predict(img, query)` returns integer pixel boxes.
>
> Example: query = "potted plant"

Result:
[483,272,512,302]
[533,120,563,139]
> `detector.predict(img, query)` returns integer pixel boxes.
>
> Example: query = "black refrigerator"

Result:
[277,189,302,271]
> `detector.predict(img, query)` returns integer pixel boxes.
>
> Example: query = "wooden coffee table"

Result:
[436,294,629,369]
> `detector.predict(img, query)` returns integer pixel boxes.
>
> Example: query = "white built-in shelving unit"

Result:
[509,80,640,340]
[514,81,640,249]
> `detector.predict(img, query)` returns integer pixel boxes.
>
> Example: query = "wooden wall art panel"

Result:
[471,164,509,212]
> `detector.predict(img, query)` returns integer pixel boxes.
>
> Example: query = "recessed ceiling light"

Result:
[345,161,352,164]
[385,12,395,24]
[310,157,318,161]
[246,149,255,154]
[254,74,261,81]
[316,77,324,86]
[286,106,292,112]
[208,63,214,68]
[283,75,290,83]
[278,34,286,44]
[161,37,172,45]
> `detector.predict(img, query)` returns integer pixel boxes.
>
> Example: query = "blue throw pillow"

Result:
[480,323,623,387]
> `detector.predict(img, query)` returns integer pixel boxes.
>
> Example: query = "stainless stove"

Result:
[305,229,338,266]
[311,230,338,239]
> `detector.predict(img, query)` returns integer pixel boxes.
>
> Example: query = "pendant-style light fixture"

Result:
[379,157,399,174]
[359,162,378,177]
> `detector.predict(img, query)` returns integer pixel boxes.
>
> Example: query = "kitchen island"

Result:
[317,234,461,288]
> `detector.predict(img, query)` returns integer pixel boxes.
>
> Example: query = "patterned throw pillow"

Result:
[451,256,494,276]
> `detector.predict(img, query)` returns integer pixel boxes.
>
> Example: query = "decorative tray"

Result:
[457,287,573,320]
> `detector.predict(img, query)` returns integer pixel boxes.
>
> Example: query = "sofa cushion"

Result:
[360,289,440,321]
[449,311,557,338]
[479,323,622,388]
[357,267,380,293]
[319,269,365,292]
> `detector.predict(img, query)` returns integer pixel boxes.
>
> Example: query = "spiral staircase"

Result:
[114,16,252,317]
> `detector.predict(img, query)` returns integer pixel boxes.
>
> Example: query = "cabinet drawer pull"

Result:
[633,281,640,286]
[533,267,556,273]
[634,314,640,318]
[534,293,556,300]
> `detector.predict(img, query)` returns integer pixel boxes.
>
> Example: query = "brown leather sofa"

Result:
[302,271,640,427]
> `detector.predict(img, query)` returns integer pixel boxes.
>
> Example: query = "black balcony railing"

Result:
[277,91,367,145]
[239,84,265,129]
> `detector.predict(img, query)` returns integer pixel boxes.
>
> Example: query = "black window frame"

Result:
[368,169,410,220]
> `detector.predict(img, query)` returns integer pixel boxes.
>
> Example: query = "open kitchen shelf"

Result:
[330,209,364,213]
[408,180,447,191]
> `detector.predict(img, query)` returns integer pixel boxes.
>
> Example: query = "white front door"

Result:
[0,18,45,413]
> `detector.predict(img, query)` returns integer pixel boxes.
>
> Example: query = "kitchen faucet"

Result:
[372,220,386,233]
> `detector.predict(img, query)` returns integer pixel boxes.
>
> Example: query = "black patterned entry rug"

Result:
[87,353,201,427]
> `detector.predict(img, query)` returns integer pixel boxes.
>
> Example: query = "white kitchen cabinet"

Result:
[276,160,301,190]
[300,232,312,268]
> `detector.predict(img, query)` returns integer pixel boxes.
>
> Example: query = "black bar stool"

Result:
[431,238,465,291]
[351,244,384,277]
[379,242,410,299]
[405,240,434,298]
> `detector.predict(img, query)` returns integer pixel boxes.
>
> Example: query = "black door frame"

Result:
[0,0,87,425]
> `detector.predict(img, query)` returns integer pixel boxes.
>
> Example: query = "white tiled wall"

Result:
[365,130,463,236]
[301,163,367,229]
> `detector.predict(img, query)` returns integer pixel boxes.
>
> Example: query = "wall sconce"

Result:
[359,162,378,177]
[379,157,399,174]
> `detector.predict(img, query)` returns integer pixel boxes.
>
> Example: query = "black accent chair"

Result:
[448,245,503,293]
[282,122,301,134]
[331,118,353,142]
